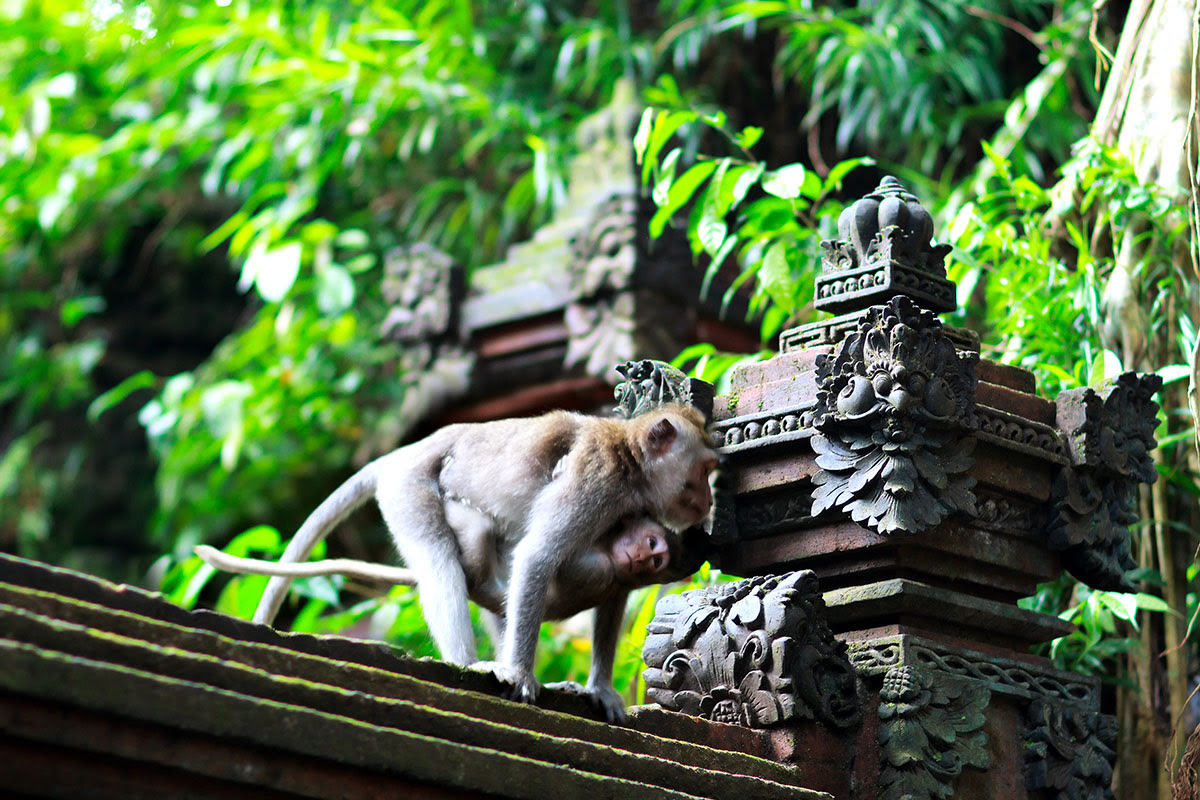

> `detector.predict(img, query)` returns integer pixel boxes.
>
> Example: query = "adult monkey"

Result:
[251,404,717,721]
[199,516,705,722]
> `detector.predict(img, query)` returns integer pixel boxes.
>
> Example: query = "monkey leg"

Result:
[379,505,478,665]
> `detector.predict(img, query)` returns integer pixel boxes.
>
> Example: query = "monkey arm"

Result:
[194,545,417,586]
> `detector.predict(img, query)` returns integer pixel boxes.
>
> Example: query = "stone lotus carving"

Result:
[1049,372,1163,590]
[878,665,991,800]
[1024,700,1116,800]
[642,571,860,729]
[810,295,978,535]
[815,176,955,316]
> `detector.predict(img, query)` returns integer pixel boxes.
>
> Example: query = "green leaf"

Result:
[823,156,875,193]
[316,264,355,315]
[247,242,303,303]
[200,380,252,438]
[1089,349,1124,386]
[60,296,106,328]
[1134,592,1177,614]
[649,161,716,238]
[1157,364,1191,384]
[736,126,763,151]
[642,110,696,183]
[761,164,810,199]
[759,239,797,313]
[633,107,654,165]
[88,370,158,422]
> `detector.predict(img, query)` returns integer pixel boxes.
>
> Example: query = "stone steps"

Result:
[0,554,829,799]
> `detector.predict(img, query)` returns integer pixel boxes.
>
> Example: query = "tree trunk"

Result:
[1086,1,1200,796]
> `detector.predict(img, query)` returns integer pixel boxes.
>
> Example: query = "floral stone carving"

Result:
[642,571,860,729]
[810,295,979,535]
[1048,372,1163,590]
[878,665,991,800]
[1024,700,1116,800]
[613,359,714,421]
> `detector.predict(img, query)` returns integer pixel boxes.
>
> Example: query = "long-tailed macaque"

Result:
[250,404,717,721]
[197,515,687,616]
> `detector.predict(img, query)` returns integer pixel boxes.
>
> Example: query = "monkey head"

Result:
[637,404,718,531]
[610,518,674,587]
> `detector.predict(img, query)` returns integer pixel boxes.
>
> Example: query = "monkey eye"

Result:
[652,555,664,571]
[647,536,659,550]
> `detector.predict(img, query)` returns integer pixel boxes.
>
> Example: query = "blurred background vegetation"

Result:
[3,1,1197,795]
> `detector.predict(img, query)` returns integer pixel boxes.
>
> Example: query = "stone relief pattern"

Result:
[563,196,691,377]
[567,194,641,297]
[975,405,1069,462]
[877,665,991,800]
[1048,372,1163,591]
[380,244,463,343]
[733,490,815,539]
[612,359,714,421]
[810,296,979,535]
[375,245,473,453]
[642,571,861,729]
[849,639,1096,705]
[1025,700,1116,800]
[973,490,1038,534]
[711,407,815,449]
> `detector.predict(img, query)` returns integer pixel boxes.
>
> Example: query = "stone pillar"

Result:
[637,177,1161,799]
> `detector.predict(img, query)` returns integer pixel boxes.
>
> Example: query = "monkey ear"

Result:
[645,417,678,456]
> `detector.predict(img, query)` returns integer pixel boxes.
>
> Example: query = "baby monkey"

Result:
[250,404,717,721]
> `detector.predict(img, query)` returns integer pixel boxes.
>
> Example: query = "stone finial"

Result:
[814,176,955,316]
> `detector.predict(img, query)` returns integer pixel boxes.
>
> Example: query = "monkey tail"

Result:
[253,461,380,626]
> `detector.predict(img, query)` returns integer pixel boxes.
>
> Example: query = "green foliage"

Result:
[656,0,1096,176]
[1020,573,1175,679]
[636,105,874,344]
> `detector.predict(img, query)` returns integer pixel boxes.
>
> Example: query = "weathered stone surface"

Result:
[1047,371,1163,590]
[613,359,714,421]
[876,665,991,800]
[823,579,1074,649]
[643,572,860,732]
[1024,699,1117,800]
[0,554,832,800]
[809,296,979,536]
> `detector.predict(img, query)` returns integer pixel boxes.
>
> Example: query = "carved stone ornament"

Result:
[642,571,861,729]
[567,194,642,297]
[613,359,714,421]
[810,295,979,535]
[563,194,694,377]
[815,176,955,316]
[878,665,991,800]
[1048,372,1163,590]
[1024,700,1116,800]
[380,244,464,343]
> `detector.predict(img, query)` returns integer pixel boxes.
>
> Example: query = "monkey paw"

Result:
[545,680,628,724]
[471,661,540,704]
